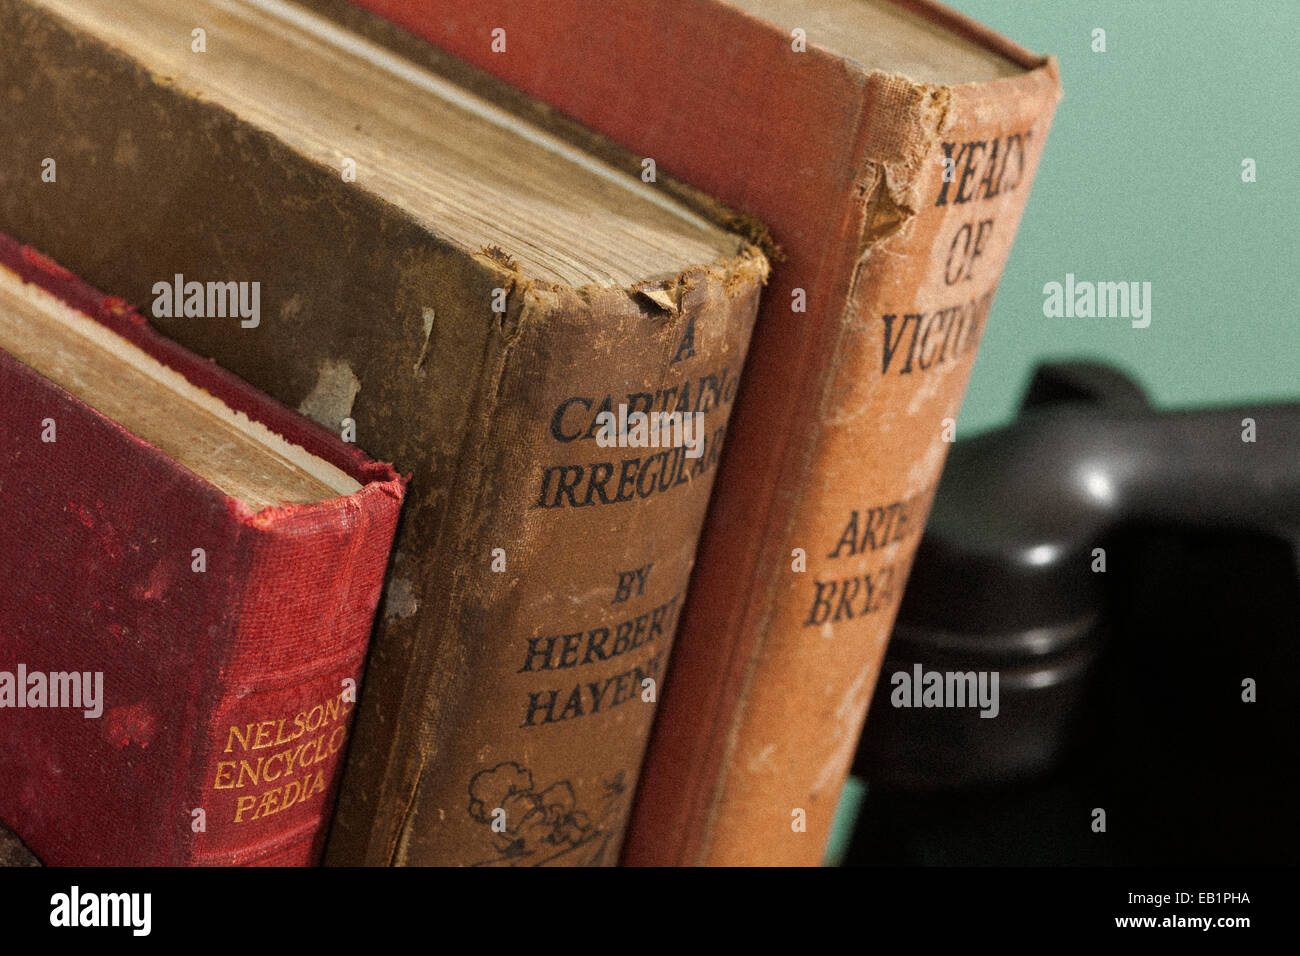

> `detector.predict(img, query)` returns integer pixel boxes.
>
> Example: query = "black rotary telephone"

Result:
[848,361,1300,865]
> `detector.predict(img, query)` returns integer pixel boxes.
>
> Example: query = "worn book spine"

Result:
[647,71,1061,866]
[0,237,405,865]
[0,0,767,866]
[337,273,765,868]
[333,0,1061,864]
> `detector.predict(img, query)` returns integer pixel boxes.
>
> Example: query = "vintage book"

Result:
[331,0,1062,863]
[0,234,405,865]
[0,0,768,865]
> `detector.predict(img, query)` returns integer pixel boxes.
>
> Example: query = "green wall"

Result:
[944,0,1298,434]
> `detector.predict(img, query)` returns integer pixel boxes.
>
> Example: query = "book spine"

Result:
[182,489,402,865]
[0,342,402,866]
[327,265,765,866]
[629,70,1061,865]
[0,234,405,866]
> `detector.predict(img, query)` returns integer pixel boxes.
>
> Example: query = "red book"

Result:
[0,234,405,866]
